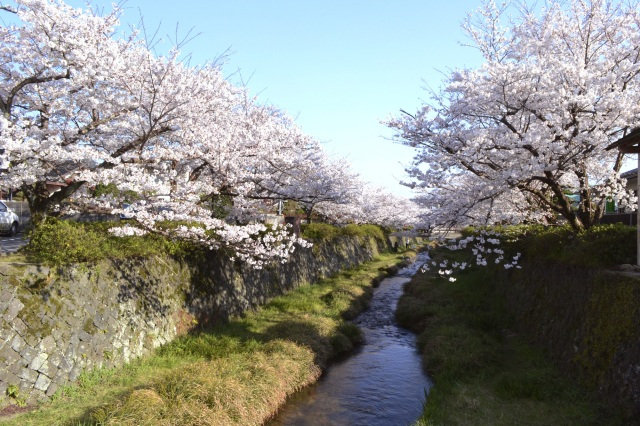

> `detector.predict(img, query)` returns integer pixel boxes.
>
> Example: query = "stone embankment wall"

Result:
[0,235,418,406]
[500,262,640,419]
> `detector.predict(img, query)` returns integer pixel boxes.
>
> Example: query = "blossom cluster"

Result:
[422,230,522,281]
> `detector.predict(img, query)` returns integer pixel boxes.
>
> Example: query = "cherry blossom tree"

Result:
[0,0,420,266]
[386,0,640,232]
[0,0,314,264]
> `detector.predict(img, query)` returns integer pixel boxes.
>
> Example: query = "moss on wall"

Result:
[497,261,640,419]
[575,275,638,385]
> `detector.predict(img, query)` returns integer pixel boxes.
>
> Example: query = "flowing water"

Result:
[268,253,432,426]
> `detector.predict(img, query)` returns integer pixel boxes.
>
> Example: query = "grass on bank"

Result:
[396,249,612,426]
[4,251,412,426]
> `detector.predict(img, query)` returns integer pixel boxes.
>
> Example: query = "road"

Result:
[0,233,27,254]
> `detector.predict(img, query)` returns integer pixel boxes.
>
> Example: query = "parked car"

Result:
[0,200,20,236]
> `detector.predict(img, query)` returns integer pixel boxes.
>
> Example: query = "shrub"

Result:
[302,223,386,243]
[25,218,194,264]
[571,224,636,267]
[340,224,365,238]
[301,223,341,241]
[357,224,386,241]
[26,218,107,264]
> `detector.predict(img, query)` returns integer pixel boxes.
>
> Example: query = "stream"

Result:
[268,252,432,426]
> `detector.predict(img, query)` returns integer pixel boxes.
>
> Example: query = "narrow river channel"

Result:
[268,252,432,426]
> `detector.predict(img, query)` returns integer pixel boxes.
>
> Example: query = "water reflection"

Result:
[268,254,432,426]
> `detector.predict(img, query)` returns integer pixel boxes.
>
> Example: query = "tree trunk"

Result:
[21,180,86,227]
[21,182,52,227]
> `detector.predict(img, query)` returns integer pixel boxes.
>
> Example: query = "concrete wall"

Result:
[0,236,390,406]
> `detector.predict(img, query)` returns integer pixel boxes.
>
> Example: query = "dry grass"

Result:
[93,340,320,426]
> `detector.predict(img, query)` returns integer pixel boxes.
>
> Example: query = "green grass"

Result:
[396,249,612,426]
[3,251,412,426]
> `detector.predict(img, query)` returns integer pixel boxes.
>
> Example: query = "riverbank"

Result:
[3,251,414,425]
[396,249,615,425]
[269,252,431,425]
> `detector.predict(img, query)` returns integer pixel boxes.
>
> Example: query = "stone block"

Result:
[620,263,634,271]
[28,388,46,404]
[64,315,81,329]
[24,333,39,348]
[18,367,38,384]
[68,333,80,347]
[48,349,64,368]
[10,334,25,353]
[8,359,25,374]
[68,365,82,382]
[0,324,13,345]
[12,317,27,336]
[91,333,106,348]
[106,316,118,332]
[0,286,14,301]
[122,345,132,362]
[34,374,51,392]
[93,313,107,330]
[20,344,37,364]
[4,298,24,322]
[29,352,48,371]
[0,369,20,388]
[52,370,69,387]
[58,356,73,374]
[77,341,89,358]
[35,307,46,322]
[107,306,119,319]
[84,304,96,317]
[64,343,77,361]
[45,381,58,397]
[62,299,76,314]
[0,345,21,365]
[77,330,93,342]
[37,360,55,378]
[51,327,62,341]
[39,335,56,354]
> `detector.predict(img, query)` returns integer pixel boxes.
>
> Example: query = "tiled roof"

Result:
[606,128,640,152]
[621,168,638,179]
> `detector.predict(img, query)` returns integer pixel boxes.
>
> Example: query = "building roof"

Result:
[606,128,640,153]
[621,168,638,179]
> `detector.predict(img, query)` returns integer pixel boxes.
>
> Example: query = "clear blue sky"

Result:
[66,0,485,198]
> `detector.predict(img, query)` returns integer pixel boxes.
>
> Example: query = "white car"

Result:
[0,201,19,236]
